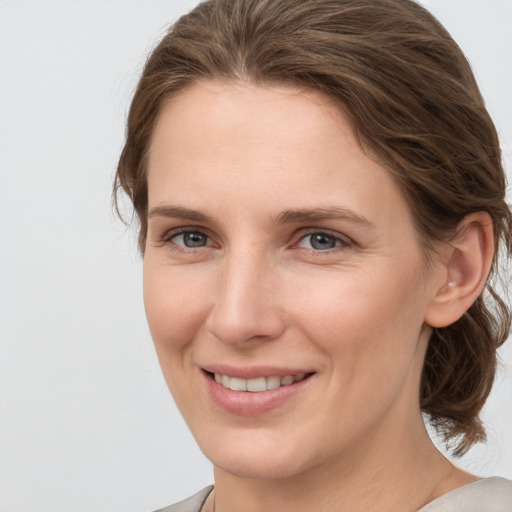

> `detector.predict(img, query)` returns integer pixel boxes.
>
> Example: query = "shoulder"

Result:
[151,486,214,512]
[419,477,512,512]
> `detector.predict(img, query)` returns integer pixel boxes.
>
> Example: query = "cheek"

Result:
[143,262,215,416]
[143,262,212,354]
[293,266,427,375]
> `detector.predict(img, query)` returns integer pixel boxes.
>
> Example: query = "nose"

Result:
[205,251,286,346]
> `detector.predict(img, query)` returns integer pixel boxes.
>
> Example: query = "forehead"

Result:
[149,80,366,189]
[150,80,352,160]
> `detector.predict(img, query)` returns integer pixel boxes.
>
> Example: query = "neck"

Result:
[211,416,470,512]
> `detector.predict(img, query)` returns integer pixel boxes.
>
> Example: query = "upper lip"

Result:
[201,364,314,380]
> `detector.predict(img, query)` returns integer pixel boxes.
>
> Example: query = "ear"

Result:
[425,212,494,328]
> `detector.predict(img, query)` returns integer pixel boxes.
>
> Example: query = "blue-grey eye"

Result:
[299,233,339,250]
[175,231,209,248]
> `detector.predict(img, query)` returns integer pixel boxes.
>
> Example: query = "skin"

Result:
[144,81,490,511]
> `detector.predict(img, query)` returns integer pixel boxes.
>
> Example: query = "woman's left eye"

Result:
[297,232,350,251]
[169,231,210,248]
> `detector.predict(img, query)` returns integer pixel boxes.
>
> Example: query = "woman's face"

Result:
[144,81,444,479]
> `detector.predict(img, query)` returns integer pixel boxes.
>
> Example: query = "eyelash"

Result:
[161,228,216,253]
[296,230,353,252]
[160,227,353,254]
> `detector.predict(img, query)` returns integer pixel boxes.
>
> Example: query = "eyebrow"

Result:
[273,207,375,228]
[148,204,375,228]
[148,205,212,223]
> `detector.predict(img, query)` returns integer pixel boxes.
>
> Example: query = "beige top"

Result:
[155,477,512,512]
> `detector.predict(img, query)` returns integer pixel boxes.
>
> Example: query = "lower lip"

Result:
[203,371,315,416]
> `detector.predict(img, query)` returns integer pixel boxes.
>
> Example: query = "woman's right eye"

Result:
[168,231,210,248]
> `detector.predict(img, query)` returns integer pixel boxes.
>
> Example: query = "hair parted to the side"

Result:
[114,0,512,455]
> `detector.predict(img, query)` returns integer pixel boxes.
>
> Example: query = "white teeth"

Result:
[230,377,247,391]
[266,375,281,390]
[247,377,267,392]
[213,372,308,392]
[281,375,294,386]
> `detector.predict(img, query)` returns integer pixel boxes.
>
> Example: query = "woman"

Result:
[114,0,512,510]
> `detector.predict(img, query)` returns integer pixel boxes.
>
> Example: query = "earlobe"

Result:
[425,212,494,328]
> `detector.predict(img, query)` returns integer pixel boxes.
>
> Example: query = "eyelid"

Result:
[158,225,353,253]
[161,226,210,241]
[160,226,218,253]
[293,228,353,250]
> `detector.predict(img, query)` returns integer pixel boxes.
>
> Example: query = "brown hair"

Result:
[114,0,512,455]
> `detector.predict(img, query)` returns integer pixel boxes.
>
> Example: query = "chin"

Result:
[195,427,310,480]
[212,450,310,480]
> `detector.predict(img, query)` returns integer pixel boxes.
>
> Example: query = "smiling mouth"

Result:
[208,372,313,392]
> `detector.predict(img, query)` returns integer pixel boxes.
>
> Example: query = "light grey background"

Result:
[0,1,511,511]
